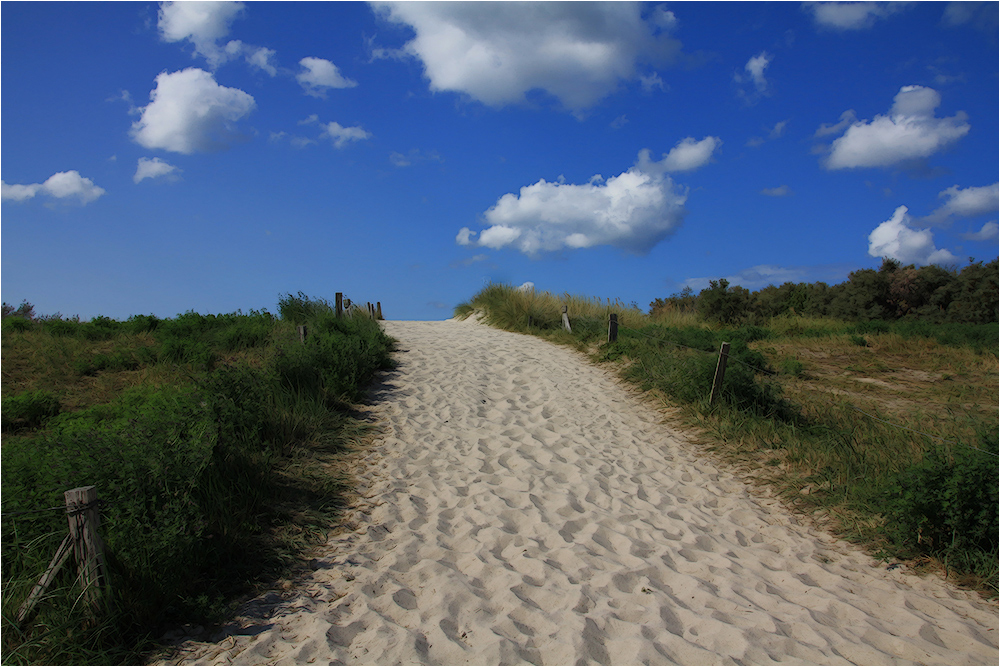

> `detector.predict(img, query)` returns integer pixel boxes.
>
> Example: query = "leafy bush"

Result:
[882,434,999,578]
[1,390,61,430]
[2,295,395,663]
[3,317,33,333]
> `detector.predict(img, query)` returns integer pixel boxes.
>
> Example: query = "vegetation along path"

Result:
[161,318,998,665]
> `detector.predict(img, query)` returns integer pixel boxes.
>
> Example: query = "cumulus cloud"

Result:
[2,171,105,204]
[636,136,721,173]
[960,222,998,242]
[814,109,857,137]
[868,205,958,265]
[320,122,371,148]
[130,68,256,154]
[372,1,680,111]
[734,51,772,103]
[822,86,969,169]
[922,183,999,225]
[456,147,701,256]
[296,57,358,97]
[745,52,771,92]
[805,2,908,30]
[134,157,181,183]
[227,42,278,76]
[158,1,245,67]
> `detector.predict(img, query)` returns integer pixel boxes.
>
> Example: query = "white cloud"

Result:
[297,57,358,97]
[637,136,721,173]
[745,52,771,92]
[868,205,958,265]
[134,157,181,183]
[130,68,256,154]
[158,1,245,67]
[242,44,278,76]
[761,185,792,197]
[372,1,679,111]
[923,182,999,224]
[639,72,666,93]
[960,221,999,242]
[734,51,772,103]
[320,122,371,149]
[806,2,908,30]
[942,1,998,29]
[823,86,969,169]
[814,109,857,137]
[457,149,694,256]
[684,265,806,292]
[2,171,105,204]
[516,282,536,292]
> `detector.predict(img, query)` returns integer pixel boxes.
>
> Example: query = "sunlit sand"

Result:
[160,318,998,665]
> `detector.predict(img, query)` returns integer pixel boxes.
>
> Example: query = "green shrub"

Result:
[42,318,78,337]
[882,434,999,578]
[780,357,805,377]
[3,317,33,333]
[1,390,61,430]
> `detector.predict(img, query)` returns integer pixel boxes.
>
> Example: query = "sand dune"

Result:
[159,318,998,665]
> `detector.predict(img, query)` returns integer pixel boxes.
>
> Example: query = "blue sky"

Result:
[2,1,997,321]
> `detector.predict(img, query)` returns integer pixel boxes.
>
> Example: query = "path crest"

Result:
[162,319,998,665]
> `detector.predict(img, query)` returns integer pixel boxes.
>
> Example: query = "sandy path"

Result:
[161,319,998,665]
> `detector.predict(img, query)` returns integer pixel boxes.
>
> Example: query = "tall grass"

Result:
[455,283,999,595]
[1,295,395,664]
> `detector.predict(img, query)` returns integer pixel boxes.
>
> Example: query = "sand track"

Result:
[161,319,997,665]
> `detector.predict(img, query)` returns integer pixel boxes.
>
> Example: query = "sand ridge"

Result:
[160,318,998,665]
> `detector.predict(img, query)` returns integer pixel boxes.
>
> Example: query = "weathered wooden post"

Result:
[65,486,108,615]
[16,535,73,626]
[709,342,731,405]
[376,302,383,320]
[608,313,618,343]
[297,325,308,343]
[562,305,572,333]
[367,302,375,319]
[336,293,343,318]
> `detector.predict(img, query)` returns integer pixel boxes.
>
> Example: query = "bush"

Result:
[1,390,61,430]
[882,434,999,577]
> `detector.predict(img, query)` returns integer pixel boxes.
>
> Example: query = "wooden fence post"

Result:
[710,342,730,405]
[376,302,383,320]
[562,305,572,333]
[65,486,108,616]
[297,325,307,343]
[367,302,375,319]
[608,313,618,343]
[335,293,343,318]
[15,534,73,626]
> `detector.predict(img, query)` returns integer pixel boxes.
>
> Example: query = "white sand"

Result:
[160,319,998,665]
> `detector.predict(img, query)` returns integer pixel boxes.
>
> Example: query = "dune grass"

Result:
[1,295,395,664]
[456,283,999,595]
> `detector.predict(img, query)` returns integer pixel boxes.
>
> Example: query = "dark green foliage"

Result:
[598,324,789,418]
[3,317,33,333]
[278,291,333,324]
[273,312,394,403]
[780,358,805,377]
[651,258,998,329]
[1,390,61,430]
[882,434,998,578]
[697,279,754,326]
[2,295,395,664]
